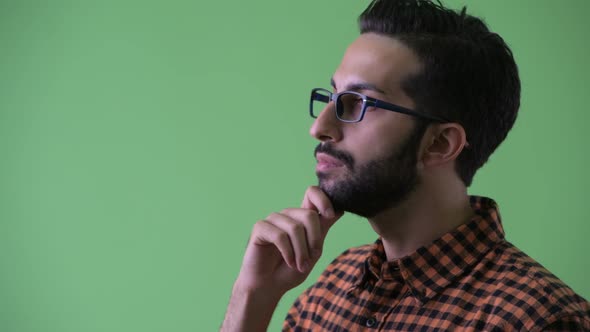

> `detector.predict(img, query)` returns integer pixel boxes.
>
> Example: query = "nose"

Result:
[309,102,343,142]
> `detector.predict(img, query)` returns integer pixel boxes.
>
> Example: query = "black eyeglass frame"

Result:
[310,88,450,123]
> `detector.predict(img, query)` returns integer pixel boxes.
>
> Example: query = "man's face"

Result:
[311,33,426,218]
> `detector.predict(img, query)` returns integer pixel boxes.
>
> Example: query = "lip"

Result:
[315,153,345,172]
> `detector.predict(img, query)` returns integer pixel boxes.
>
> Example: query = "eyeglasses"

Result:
[310,88,450,123]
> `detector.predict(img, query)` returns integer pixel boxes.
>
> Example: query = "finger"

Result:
[280,208,322,254]
[301,186,344,234]
[266,213,311,273]
[301,186,335,217]
[251,220,296,269]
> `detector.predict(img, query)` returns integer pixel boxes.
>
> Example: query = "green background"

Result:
[1,1,588,331]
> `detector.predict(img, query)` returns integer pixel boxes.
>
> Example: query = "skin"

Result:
[221,32,473,331]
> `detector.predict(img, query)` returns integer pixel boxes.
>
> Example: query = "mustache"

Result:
[314,143,355,169]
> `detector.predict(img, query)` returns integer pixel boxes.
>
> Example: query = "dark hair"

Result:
[359,0,520,187]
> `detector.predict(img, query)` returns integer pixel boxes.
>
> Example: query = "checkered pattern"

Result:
[283,196,590,331]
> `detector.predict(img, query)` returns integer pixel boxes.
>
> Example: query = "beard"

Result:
[315,122,426,218]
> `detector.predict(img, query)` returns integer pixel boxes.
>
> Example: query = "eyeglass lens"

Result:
[311,90,364,122]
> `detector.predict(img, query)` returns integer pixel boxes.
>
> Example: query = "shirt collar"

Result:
[353,196,505,304]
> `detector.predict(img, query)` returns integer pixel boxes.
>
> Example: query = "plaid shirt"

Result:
[284,196,590,331]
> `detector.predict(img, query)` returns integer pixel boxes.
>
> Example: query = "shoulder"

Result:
[479,240,590,330]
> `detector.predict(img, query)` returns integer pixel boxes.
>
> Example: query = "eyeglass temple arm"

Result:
[372,99,449,123]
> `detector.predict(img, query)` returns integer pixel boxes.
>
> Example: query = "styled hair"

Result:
[359,0,521,187]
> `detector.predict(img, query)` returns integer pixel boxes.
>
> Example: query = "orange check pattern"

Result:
[284,196,590,331]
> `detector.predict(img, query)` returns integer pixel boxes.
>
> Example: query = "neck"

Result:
[367,177,474,261]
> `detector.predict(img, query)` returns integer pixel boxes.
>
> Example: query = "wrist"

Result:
[233,277,285,303]
[222,280,284,332]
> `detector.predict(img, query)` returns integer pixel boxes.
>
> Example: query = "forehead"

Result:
[332,33,422,98]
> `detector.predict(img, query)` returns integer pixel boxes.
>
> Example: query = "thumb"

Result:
[301,186,344,236]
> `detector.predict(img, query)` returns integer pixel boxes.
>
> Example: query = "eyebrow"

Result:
[330,77,386,94]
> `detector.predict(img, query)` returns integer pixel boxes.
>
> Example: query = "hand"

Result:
[235,186,343,295]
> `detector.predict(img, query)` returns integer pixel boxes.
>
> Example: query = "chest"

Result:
[299,277,527,332]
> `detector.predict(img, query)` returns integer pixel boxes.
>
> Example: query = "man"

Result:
[222,0,590,331]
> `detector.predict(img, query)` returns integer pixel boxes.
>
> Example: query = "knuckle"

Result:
[288,222,304,234]
[252,220,265,231]
[302,209,318,220]
[276,231,289,243]
[267,212,281,220]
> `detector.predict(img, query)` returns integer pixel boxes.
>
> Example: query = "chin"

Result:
[317,175,347,193]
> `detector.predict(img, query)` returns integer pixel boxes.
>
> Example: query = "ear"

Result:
[417,123,468,170]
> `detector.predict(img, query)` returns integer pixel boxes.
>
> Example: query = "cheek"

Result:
[347,115,413,162]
